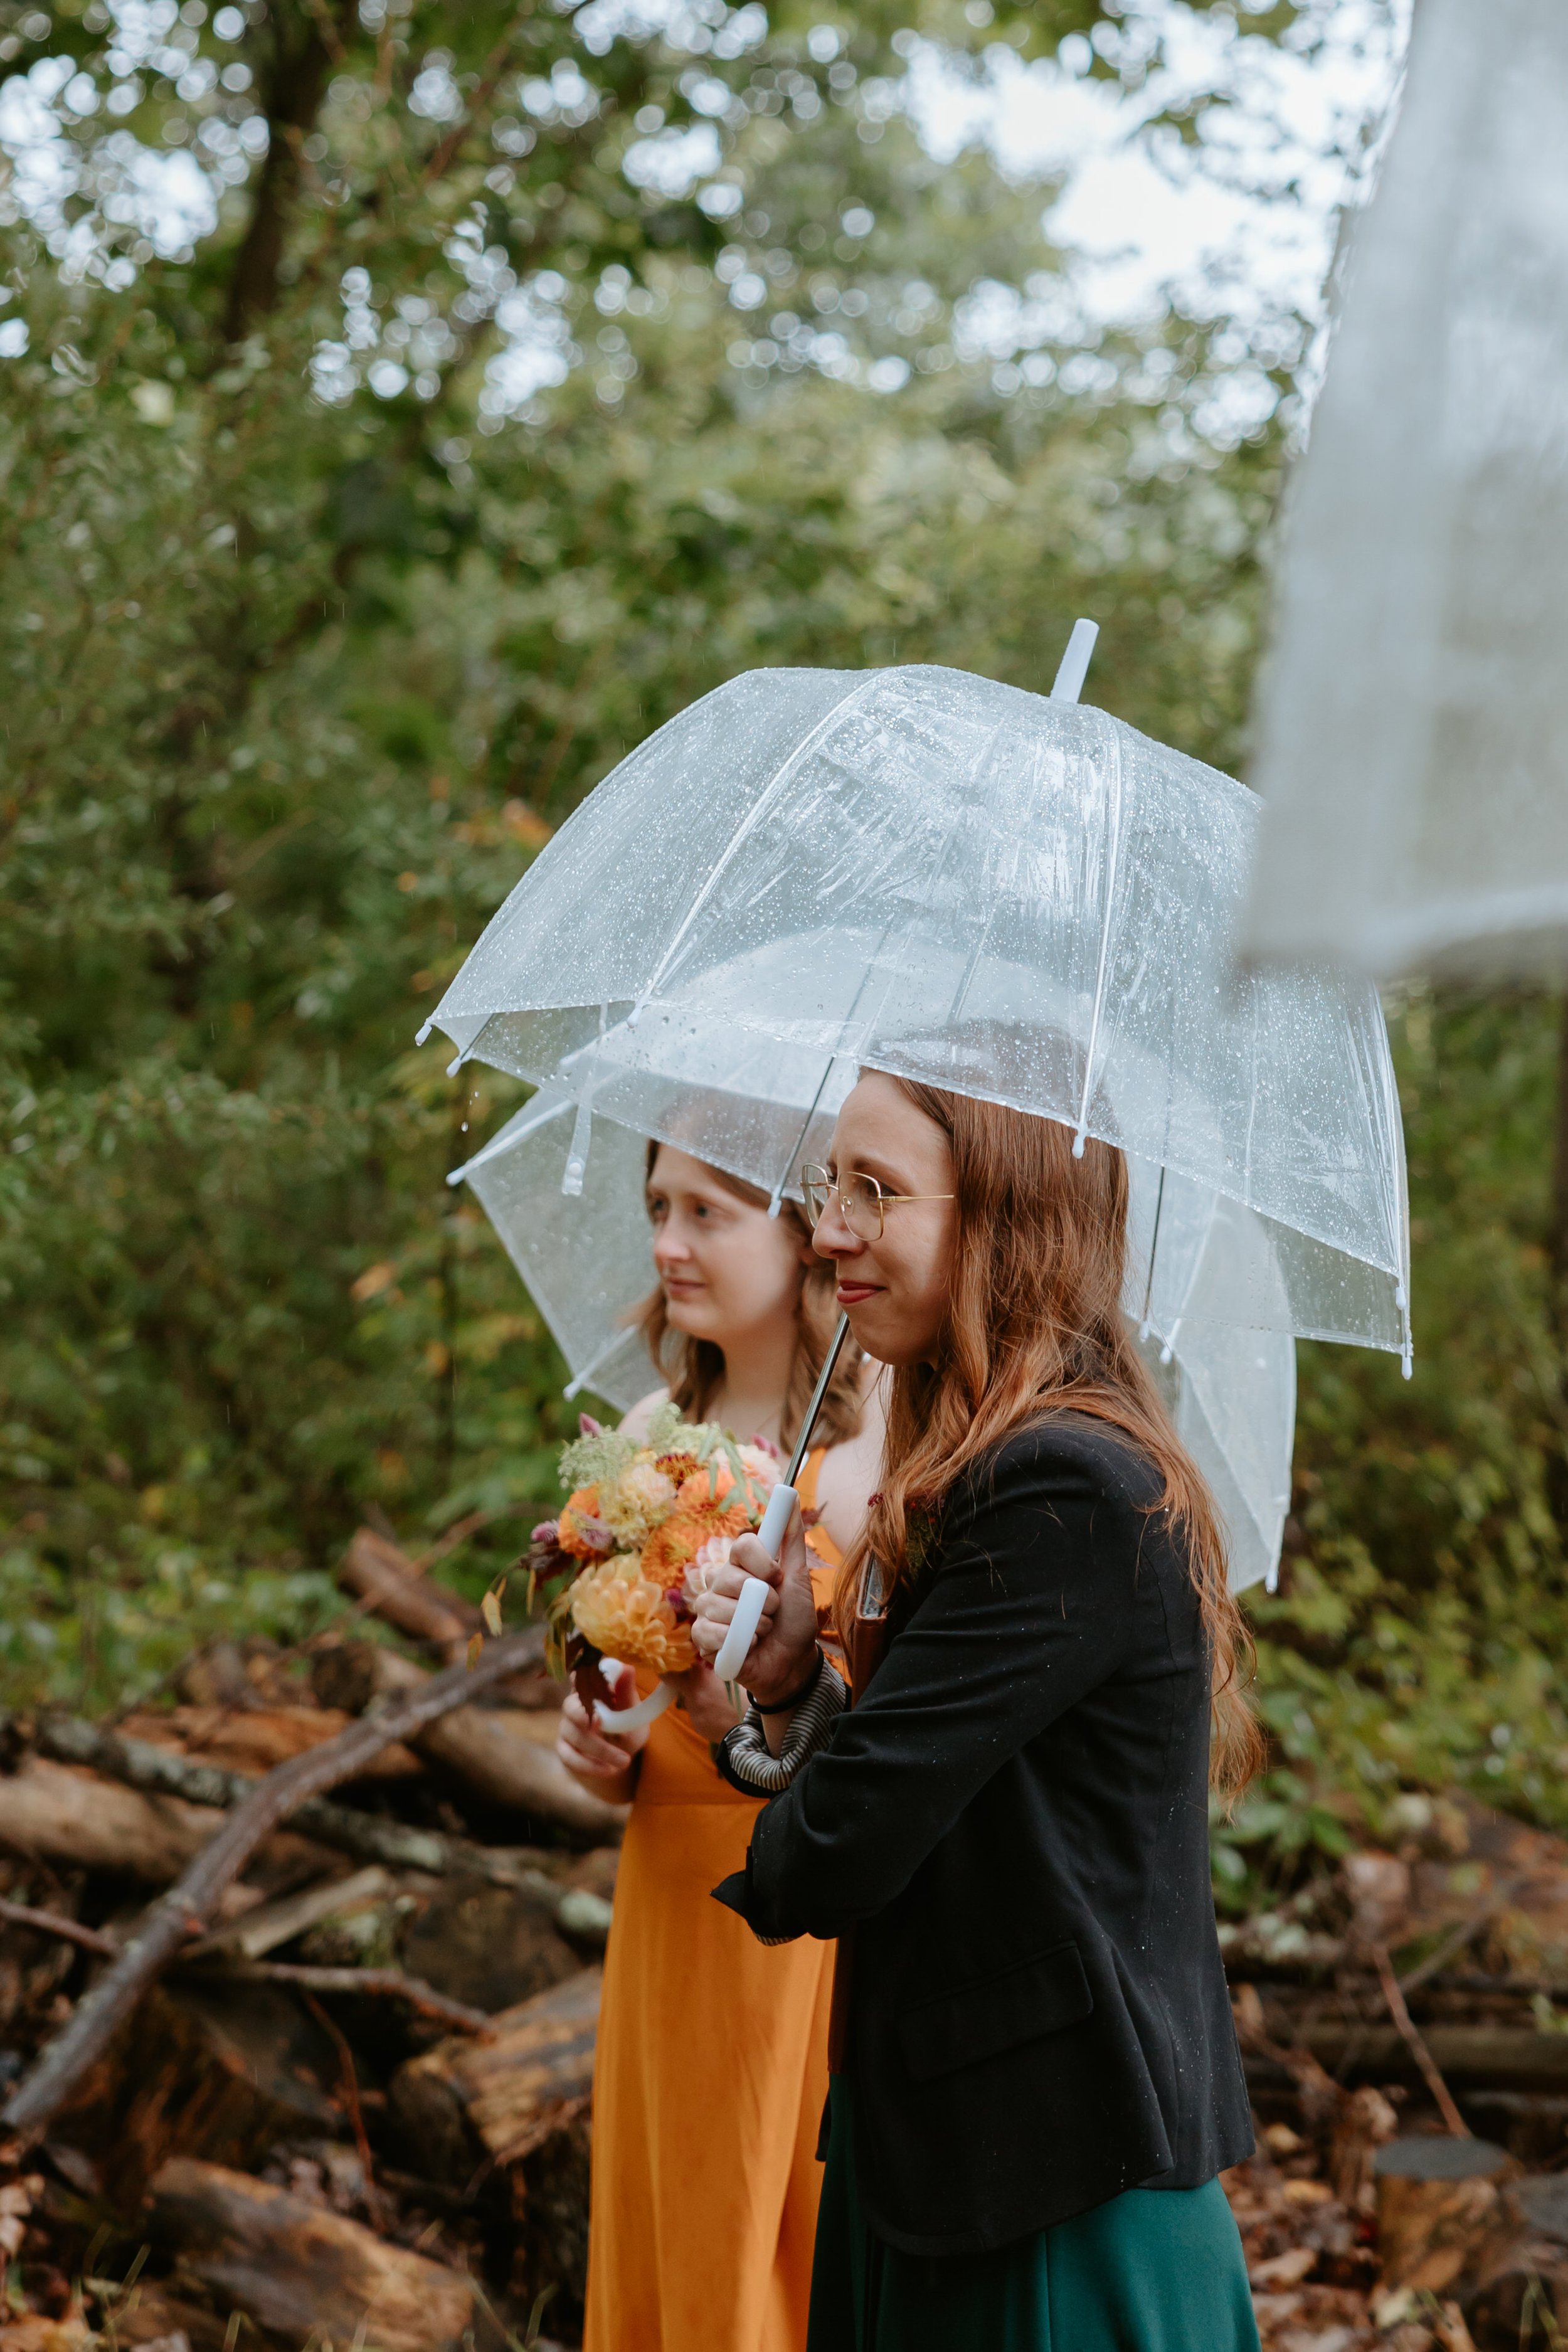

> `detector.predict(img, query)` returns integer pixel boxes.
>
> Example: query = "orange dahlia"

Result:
[569,1558,695,1675]
[639,1498,751,1583]
[558,1485,612,1560]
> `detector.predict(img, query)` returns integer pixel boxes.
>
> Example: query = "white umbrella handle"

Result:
[594,1673,676,1733]
[712,1481,795,1679]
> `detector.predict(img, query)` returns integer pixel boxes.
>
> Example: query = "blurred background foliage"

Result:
[4,0,1563,1895]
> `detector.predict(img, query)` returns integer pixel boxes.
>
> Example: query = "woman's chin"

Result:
[842,1302,933,1369]
[663,1298,721,1342]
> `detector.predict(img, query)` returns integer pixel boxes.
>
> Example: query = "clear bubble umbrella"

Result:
[423,658,1410,1380]
[452,1085,1297,1594]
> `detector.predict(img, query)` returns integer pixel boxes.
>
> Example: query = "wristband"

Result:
[755,1648,824,1715]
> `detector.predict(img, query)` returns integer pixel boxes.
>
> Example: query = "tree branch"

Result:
[1372,1940,1471,2139]
[1,1628,541,2148]
[423,7,534,187]
[0,1898,115,1959]
[216,1959,495,2036]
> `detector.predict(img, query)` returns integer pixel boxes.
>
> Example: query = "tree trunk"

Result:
[120,1701,423,1780]
[220,2,351,344]
[0,1754,225,1882]
[1375,2135,1518,2296]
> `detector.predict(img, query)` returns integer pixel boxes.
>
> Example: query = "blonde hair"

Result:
[635,1143,865,1454]
[834,1078,1263,1803]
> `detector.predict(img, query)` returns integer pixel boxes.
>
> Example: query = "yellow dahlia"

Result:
[600,1458,678,1544]
[569,1555,695,1675]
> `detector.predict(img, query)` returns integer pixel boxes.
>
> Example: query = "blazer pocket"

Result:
[897,1940,1093,2083]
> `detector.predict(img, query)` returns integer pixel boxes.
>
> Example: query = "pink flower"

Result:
[683,1533,734,1602]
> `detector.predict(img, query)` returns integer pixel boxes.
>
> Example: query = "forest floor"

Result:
[4,1534,1568,2351]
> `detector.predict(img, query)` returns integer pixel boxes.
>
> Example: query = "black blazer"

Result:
[714,1414,1253,2256]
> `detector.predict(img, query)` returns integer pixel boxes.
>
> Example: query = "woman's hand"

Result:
[691,1500,820,1707]
[673,1658,743,1740]
[555,1661,649,1804]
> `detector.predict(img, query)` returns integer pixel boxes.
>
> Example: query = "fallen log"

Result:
[390,1966,600,2178]
[146,2156,487,2352]
[339,1526,481,1658]
[189,1863,396,1960]
[400,1875,581,2015]
[26,1707,595,1875]
[1,1628,543,2149]
[1288,2025,1568,2094]
[31,1712,455,1867]
[69,1976,344,2209]
[120,1702,424,1781]
[335,1643,622,1839]
[0,1754,229,1885]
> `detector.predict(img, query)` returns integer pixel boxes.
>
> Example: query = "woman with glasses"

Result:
[556,1140,884,2352]
[692,1071,1263,2352]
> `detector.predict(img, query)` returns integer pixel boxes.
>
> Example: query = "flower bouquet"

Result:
[527,1401,780,1729]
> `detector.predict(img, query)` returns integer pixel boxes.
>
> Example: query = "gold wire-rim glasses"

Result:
[800,1163,955,1241]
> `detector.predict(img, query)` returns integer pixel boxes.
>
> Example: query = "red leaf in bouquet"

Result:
[568,1638,616,1715]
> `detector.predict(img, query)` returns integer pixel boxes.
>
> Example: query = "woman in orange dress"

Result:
[556,1144,882,2352]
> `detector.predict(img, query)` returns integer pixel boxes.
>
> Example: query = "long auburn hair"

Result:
[635,1142,865,1454]
[834,1078,1264,1803]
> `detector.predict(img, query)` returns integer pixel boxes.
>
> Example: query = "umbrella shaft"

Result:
[785,1312,852,1487]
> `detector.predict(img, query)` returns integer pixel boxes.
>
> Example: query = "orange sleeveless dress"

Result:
[582,1452,843,2352]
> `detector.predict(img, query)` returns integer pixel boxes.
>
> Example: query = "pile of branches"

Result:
[1224,1795,1568,2349]
[0,1530,624,2352]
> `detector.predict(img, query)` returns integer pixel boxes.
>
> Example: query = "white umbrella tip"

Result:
[1050,618,1099,704]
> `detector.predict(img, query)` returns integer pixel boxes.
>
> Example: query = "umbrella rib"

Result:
[623,672,887,1032]
[563,1326,640,1404]
[447,1089,573,1187]
[1073,733,1125,1157]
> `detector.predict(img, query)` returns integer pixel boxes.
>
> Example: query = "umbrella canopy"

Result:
[1242,0,1568,978]
[425,663,1410,1365]
[453,1087,1297,1593]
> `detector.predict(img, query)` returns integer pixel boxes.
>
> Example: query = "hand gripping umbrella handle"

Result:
[711,1311,852,1684]
[712,1486,792,1678]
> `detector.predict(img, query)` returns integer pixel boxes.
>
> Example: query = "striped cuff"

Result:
[717,1651,847,1798]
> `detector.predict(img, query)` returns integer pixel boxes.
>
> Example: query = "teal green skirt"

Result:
[808,2078,1260,2352]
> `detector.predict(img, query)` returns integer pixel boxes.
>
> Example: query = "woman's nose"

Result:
[654,1224,691,1267]
[812,1199,857,1259]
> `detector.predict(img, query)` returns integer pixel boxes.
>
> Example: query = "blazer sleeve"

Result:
[714,1424,1148,1943]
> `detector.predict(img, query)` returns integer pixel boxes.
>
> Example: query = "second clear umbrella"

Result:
[453,1087,1296,1596]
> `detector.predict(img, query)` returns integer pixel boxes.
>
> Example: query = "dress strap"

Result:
[795,1444,825,1511]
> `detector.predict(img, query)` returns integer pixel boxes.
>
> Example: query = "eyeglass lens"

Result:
[801,1168,882,1237]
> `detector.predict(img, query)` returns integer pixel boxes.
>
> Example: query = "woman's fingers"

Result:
[728,1530,784,1586]
[558,1677,644,1774]
[557,1715,627,1776]
[690,1569,781,1660]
